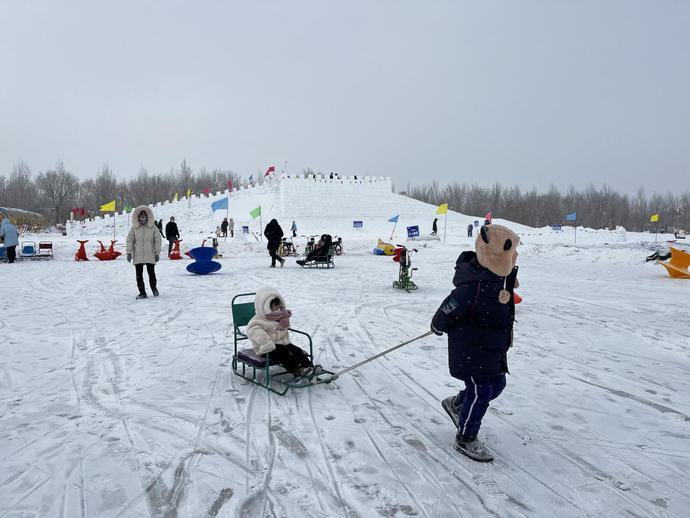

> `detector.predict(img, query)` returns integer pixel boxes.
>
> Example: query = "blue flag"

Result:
[388,215,399,223]
[211,197,228,212]
[566,212,576,221]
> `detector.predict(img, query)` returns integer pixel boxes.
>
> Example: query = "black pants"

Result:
[268,246,282,266]
[267,344,312,374]
[306,248,328,262]
[6,245,16,263]
[167,239,175,256]
[135,263,157,294]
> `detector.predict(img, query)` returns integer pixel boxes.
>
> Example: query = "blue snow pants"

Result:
[455,374,506,440]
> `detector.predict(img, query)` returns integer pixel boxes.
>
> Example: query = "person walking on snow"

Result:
[246,287,317,377]
[165,216,180,257]
[467,223,473,238]
[291,220,297,238]
[264,219,285,268]
[432,218,438,235]
[126,206,162,299]
[0,218,19,263]
[156,218,164,237]
[431,224,520,462]
[221,217,229,237]
[228,217,234,238]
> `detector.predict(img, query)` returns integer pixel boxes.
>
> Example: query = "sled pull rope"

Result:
[327,331,434,382]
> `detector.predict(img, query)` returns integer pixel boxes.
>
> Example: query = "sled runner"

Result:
[231,293,336,395]
[658,247,690,279]
[392,246,418,292]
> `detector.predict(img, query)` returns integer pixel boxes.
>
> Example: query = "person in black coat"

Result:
[467,223,473,238]
[221,217,229,237]
[431,224,520,461]
[297,234,332,265]
[432,218,438,235]
[264,219,285,267]
[165,216,180,256]
[156,219,164,237]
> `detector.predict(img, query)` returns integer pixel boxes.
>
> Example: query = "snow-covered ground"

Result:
[2,183,689,517]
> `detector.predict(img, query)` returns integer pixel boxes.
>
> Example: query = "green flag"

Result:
[249,206,261,219]
[125,205,132,213]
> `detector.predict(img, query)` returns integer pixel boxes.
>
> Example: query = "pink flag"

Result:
[265,166,275,177]
[484,211,493,223]
[228,180,233,190]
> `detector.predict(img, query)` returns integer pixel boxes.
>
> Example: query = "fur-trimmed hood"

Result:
[254,287,287,318]
[132,205,156,229]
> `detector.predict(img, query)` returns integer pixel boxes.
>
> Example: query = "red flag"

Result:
[264,166,275,177]
[484,211,493,223]
[228,180,233,190]
[80,208,86,217]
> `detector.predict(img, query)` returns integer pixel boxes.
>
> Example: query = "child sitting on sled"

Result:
[431,224,520,462]
[246,287,317,377]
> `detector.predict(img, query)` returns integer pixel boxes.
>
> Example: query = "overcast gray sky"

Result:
[1,1,688,193]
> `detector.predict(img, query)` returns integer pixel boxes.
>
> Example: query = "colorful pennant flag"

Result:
[388,215,399,223]
[211,197,228,212]
[125,205,132,213]
[436,203,448,215]
[100,200,116,212]
[186,188,191,198]
[484,211,493,222]
[249,206,262,219]
[650,213,659,222]
[174,192,178,201]
[228,180,233,190]
[264,166,275,177]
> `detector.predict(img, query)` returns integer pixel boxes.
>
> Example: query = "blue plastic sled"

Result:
[186,246,222,275]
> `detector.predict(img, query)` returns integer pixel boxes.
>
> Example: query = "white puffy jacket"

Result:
[246,287,291,355]
[126,206,162,265]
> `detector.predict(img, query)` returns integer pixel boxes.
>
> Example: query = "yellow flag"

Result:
[650,213,659,222]
[186,188,191,198]
[100,200,116,212]
[436,203,448,215]
[174,192,179,201]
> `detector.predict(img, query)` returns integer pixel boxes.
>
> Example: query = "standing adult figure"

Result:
[432,218,438,235]
[467,223,474,238]
[228,217,235,237]
[0,218,19,263]
[126,206,162,299]
[264,219,285,268]
[291,220,297,238]
[156,219,165,237]
[165,216,180,256]
[221,217,229,237]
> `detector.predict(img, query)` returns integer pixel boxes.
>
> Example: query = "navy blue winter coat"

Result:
[431,251,518,382]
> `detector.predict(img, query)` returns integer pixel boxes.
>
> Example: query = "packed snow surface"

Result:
[1,195,689,517]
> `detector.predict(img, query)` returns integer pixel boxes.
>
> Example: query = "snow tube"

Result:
[373,248,385,255]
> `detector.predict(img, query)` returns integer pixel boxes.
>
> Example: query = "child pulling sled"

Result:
[431,224,520,462]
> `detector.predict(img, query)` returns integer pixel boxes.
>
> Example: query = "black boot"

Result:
[152,287,159,297]
[136,292,147,299]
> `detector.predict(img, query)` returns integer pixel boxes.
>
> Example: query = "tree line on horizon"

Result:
[0,160,247,224]
[401,181,689,232]
[1,159,688,231]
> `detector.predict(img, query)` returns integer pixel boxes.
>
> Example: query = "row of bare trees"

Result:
[401,182,690,232]
[0,160,244,224]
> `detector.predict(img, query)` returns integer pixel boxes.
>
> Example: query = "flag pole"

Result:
[260,206,263,241]
[389,220,397,241]
[443,213,447,244]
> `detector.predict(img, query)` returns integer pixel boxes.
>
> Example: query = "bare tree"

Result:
[35,161,80,224]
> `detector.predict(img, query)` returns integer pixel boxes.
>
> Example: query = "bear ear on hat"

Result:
[480,225,489,243]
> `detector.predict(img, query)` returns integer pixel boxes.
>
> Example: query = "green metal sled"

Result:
[231,293,335,395]
[392,247,418,292]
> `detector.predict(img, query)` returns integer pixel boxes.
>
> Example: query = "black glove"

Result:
[126,254,132,263]
[431,323,443,336]
[155,254,160,262]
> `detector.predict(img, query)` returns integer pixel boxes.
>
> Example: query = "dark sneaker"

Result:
[270,264,276,268]
[296,366,315,378]
[136,293,148,299]
[455,435,494,462]
[296,260,306,267]
[442,396,461,428]
[152,288,159,297]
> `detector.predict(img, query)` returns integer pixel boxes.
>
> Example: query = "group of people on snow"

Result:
[120,204,522,461]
